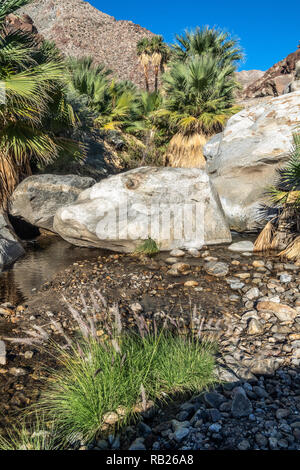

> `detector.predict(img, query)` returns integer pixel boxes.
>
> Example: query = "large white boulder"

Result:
[204,91,300,231]
[9,174,96,232]
[53,167,231,252]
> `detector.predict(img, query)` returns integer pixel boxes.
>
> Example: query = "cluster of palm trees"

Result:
[137,36,170,92]
[0,0,244,207]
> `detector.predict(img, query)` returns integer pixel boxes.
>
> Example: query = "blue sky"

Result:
[90,0,299,71]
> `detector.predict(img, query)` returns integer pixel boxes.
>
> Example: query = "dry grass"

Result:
[279,235,300,262]
[0,155,31,209]
[253,221,275,252]
[164,132,207,168]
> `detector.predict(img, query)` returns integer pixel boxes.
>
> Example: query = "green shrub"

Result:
[2,295,217,447]
[36,329,215,444]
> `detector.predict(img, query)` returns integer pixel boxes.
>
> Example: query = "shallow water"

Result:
[0,232,257,306]
[0,235,106,305]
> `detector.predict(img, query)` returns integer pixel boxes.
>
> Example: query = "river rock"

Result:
[9,174,96,232]
[228,241,254,252]
[0,212,25,269]
[205,261,229,277]
[257,301,297,322]
[53,167,231,252]
[204,91,300,231]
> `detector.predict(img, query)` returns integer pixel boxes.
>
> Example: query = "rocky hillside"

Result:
[243,48,300,98]
[235,70,264,89]
[18,0,156,88]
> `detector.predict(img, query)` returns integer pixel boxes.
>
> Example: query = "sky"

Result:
[90,0,299,71]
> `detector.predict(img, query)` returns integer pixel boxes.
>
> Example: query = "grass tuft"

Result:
[135,238,160,256]
[37,330,216,444]
[2,293,217,447]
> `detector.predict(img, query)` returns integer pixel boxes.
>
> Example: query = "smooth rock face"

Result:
[9,174,96,232]
[53,167,231,253]
[0,212,25,269]
[204,91,300,231]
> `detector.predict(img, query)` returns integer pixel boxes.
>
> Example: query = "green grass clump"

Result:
[1,295,217,448]
[135,238,160,255]
[37,330,215,444]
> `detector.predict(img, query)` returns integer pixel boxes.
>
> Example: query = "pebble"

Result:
[248,318,264,335]
[170,249,185,258]
[187,248,201,257]
[245,287,260,300]
[231,388,252,418]
[129,438,146,450]
[280,274,292,283]
[205,261,229,277]
[174,427,190,442]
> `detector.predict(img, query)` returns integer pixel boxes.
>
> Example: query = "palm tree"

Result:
[254,132,300,262]
[172,26,243,67]
[67,56,112,114]
[69,56,140,132]
[149,36,170,92]
[127,91,162,163]
[156,54,240,167]
[0,0,78,207]
[137,38,151,91]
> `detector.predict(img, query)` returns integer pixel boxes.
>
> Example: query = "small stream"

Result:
[0,232,257,306]
[0,235,107,305]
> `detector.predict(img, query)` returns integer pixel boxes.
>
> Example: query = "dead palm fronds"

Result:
[253,220,275,252]
[164,132,207,168]
[279,235,300,262]
[255,131,300,254]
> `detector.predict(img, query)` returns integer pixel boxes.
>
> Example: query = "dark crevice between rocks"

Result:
[7,214,40,241]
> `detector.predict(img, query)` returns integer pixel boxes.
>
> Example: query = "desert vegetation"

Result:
[0,0,244,209]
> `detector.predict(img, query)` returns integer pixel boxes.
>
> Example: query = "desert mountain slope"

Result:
[18,0,156,87]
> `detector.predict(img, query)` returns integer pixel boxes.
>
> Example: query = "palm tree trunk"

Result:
[271,206,295,250]
[143,65,149,92]
[154,66,159,92]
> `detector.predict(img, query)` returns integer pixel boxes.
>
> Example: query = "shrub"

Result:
[135,238,160,255]
[3,295,217,446]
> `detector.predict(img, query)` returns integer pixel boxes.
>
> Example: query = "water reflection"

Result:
[0,236,104,304]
